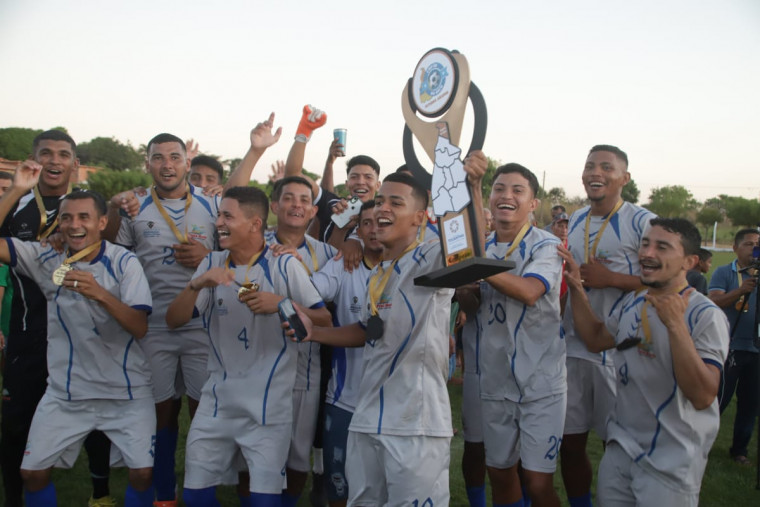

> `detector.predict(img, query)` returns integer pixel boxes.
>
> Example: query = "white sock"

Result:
[312,447,324,474]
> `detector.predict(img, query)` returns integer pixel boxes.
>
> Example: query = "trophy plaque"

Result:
[402,47,513,288]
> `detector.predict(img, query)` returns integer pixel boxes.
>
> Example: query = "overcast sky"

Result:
[1,0,758,202]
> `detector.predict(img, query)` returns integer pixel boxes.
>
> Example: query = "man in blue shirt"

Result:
[709,228,759,465]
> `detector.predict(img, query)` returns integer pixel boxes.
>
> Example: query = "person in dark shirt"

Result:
[686,248,712,295]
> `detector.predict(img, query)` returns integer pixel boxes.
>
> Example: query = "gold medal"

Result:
[237,282,259,300]
[52,264,72,286]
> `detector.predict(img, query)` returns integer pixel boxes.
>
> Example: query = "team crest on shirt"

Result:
[143,221,161,238]
[217,298,228,316]
[592,251,613,265]
[188,224,208,242]
[637,341,656,359]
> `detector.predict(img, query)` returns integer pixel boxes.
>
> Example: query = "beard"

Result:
[641,278,666,289]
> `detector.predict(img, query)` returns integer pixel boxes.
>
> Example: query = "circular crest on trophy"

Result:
[410,48,459,118]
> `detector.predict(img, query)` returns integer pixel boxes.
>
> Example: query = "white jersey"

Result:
[265,231,336,391]
[115,185,219,330]
[479,227,565,403]
[311,257,372,412]
[7,239,153,401]
[351,240,454,437]
[461,314,481,376]
[563,202,656,365]
[604,289,729,493]
[192,246,325,425]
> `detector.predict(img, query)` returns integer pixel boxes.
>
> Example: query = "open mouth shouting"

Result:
[640,259,661,277]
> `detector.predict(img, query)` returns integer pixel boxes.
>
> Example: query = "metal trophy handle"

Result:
[401,48,512,288]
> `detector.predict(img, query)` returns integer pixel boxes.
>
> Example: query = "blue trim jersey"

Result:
[563,202,657,364]
[708,260,758,353]
[479,227,565,403]
[191,247,325,424]
[604,289,729,493]
[264,231,336,391]
[311,257,372,412]
[351,240,454,437]
[6,239,153,401]
[115,185,219,330]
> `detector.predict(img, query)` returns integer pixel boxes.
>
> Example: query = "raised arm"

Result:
[225,113,283,189]
[284,105,327,198]
[0,160,41,226]
[321,138,343,193]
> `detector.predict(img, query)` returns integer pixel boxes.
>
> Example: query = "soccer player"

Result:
[468,164,565,507]
[188,155,224,189]
[166,186,331,506]
[107,117,281,505]
[0,131,117,507]
[559,145,656,507]
[266,176,336,507]
[709,228,759,465]
[5,190,154,507]
[560,217,729,504]
[310,200,382,507]
[283,152,488,506]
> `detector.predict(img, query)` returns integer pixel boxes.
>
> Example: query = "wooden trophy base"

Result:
[414,258,514,288]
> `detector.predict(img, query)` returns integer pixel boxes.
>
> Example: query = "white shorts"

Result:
[461,371,483,443]
[346,431,450,507]
[184,413,290,494]
[597,441,698,507]
[287,388,320,472]
[139,327,209,403]
[564,357,616,439]
[482,393,566,473]
[21,393,155,471]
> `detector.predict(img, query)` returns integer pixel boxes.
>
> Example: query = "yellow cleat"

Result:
[88,496,117,507]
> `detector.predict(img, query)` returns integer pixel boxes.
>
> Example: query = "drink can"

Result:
[333,129,347,156]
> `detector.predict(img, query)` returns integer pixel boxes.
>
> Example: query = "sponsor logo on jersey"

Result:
[188,224,208,242]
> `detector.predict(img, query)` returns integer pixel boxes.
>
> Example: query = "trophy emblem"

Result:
[402,47,513,287]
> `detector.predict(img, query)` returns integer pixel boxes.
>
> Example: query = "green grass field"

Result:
[2,251,759,505]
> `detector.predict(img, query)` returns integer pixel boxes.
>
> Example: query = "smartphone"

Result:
[278,298,308,342]
[331,196,362,228]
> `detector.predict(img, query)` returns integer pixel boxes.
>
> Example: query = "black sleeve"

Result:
[315,188,341,242]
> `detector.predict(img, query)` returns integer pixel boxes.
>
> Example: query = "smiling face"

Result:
[373,181,425,249]
[146,142,189,197]
[489,172,538,229]
[347,164,380,203]
[58,197,107,254]
[216,197,261,251]
[582,150,630,205]
[639,225,696,291]
[34,139,79,194]
[271,181,315,231]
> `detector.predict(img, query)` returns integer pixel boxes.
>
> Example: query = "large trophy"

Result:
[402,47,512,287]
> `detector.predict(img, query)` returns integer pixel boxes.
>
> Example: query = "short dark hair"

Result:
[589,145,628,167]
[359,199,376,218]
[491,163,540,197]
[62,190,107,216]
[146,133,186,155]
[0,171,13,181]
[381,172,428,210]
[649,217,701,256]
[395,164,412,175]
[223,186,269,223]
[33,130,76,154]
[271,176,313,202]
[698,248,713,262]
[347,155,380,176]
[191,155,224,181]
[551,205,566,213]
[734,228,759,246]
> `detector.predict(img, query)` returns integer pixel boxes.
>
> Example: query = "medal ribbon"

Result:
[225,246,265,285]
[34,184,73,240]
[150,185,192,243]
[639,282,689,346]
[63,241,103,266]
[502,223,531,260]
[300,240,319,275]
[584,199,624,263]
[417,209,437,242]
[368,240,419,316]
[735,266,755,312]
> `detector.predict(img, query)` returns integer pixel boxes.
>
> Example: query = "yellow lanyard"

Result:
[64,241,102,266]
[300,240,319,275]
[368,241,419,316]
[150,185,193,244]
[34,184,72,240]
[225,247,265,285]
[418,210,437,242]
[639,282,689,346]
[735,266,753,312]
[584,200,624,263]
[501,223,531,260]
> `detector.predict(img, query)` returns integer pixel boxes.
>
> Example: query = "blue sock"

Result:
[466,485,486,507]
[250,492,282,506]
[280,492,299,507]
[522,485,531,507]
[494,501,524,507]
[24,483,57,507]
[124,484,154,507]
[238,493,253,507]
[154,427,178,500]
[568,492,593,507]
[183,486,220,507]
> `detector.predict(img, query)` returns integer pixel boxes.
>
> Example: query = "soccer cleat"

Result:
[153,501,177,507]
[88,495,117,507]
